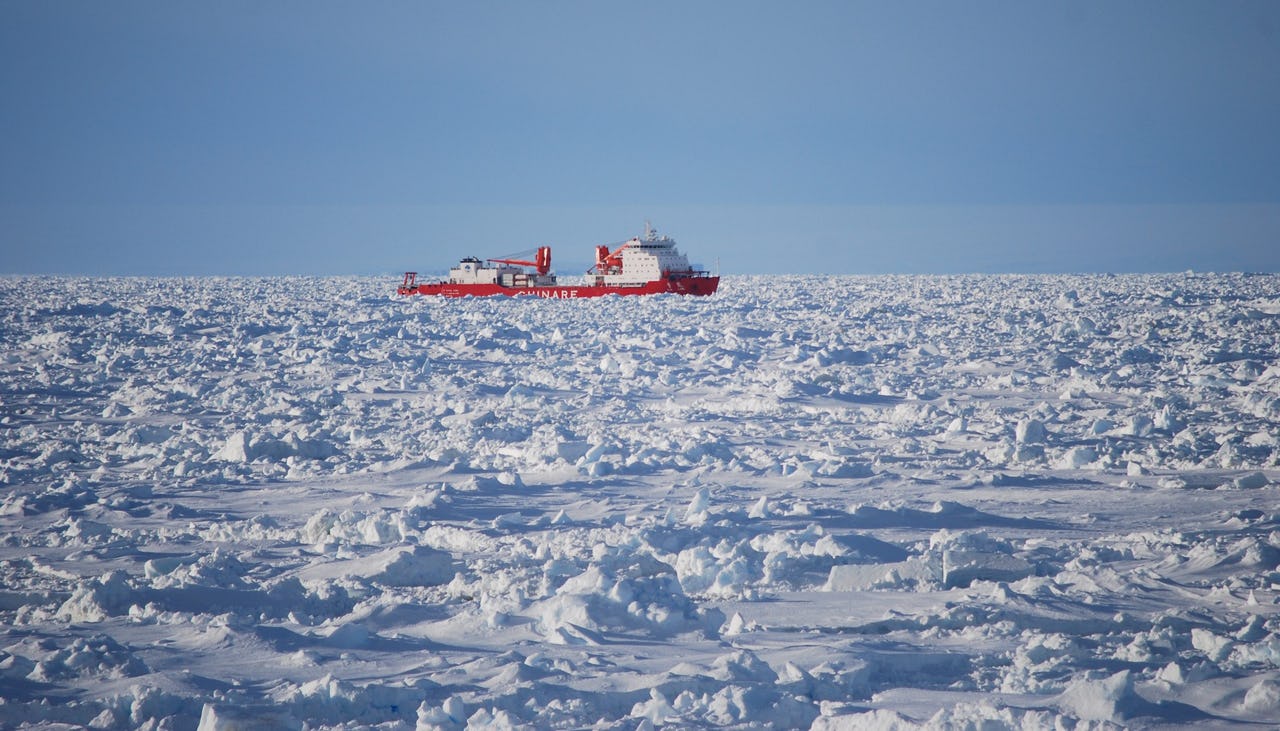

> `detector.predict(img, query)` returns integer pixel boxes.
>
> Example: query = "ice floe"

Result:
[1,273,1279,728]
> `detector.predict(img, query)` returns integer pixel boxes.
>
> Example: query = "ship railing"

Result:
[667,269,715,279]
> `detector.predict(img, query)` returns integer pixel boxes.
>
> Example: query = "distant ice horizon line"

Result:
[6,269,1276,279]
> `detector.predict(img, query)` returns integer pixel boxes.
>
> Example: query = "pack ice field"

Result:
[2,273,1280,729]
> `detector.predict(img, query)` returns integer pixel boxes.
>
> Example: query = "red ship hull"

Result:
[398,275,719,298]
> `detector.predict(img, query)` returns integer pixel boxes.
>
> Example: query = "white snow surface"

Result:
[2,273,1280,729]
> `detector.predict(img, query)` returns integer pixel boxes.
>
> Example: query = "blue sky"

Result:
[3,1,1278,275]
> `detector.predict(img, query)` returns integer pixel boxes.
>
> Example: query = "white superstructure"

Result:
[596,224,698,287]
[448,257,555,287]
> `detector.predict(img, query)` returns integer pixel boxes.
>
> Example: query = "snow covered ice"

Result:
[3,272,1280,729]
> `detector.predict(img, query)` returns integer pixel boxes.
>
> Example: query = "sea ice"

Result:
[2,273,1278,728]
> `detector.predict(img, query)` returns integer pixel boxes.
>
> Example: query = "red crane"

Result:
[488,246,551,276]
[589,242,629,274]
